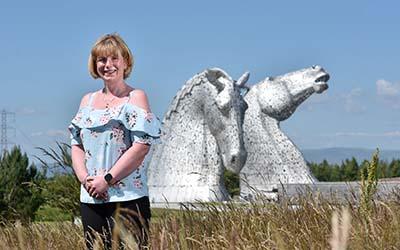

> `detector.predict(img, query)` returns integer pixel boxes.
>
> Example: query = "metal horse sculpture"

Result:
[148,68,248,203]
[240,65,330,199]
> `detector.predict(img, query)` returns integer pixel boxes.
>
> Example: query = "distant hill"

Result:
[302,148,400,164]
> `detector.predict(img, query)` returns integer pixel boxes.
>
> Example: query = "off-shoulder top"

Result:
[68,91,161,204]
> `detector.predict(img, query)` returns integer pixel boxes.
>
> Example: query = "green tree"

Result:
[330,164,341,181]
[320,160,332,181]
[309,160,331,181]
[377,160,389,179]
[310,157,400,182]
[342,157,359,181]
[36,143,81,219]
[38,174,80,220]
[0,147,44,222]
[224,169,240,197]
[389,159,400,177]
[308,162,319,179]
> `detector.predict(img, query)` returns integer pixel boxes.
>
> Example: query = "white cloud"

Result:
[383,131,400,137]
[46,130,68,137]
[31,132,43,137]
[334,132,370,137]
[299,92,331,111]
[376,79,400,109]
[376,79,400,97]
[328,131,400,137]
[299,87,366,114]
[16,107,37,115]
[31,129,68,138]
[349,88,363,96]
[341,88,366,114]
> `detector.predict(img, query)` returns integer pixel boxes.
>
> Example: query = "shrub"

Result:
[0,147,44,222]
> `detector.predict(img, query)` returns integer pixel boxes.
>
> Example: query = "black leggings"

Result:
[80,196,151,249]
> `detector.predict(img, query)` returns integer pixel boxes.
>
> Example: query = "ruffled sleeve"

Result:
[68,108,84,145]
[124,105,162,145]
[67,104,162,146]
[68,124,82,145]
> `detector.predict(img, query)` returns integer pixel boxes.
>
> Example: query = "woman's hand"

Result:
[85,176,109,200]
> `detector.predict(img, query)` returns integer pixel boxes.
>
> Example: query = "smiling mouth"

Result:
[104,69,117,75]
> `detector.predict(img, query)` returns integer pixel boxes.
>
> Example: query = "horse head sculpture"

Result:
[148,68,247,203]
[205,69,248,173]
[255,65,329,121]
[240,65,329,199]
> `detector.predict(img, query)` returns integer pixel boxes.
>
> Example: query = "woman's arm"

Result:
[110,89,152,181]
[71,94,91,184]
[74,143,108,200]
[109,143,150,182]
[71,144,89,184]
[70,93,108,199]
[86,142,150,196]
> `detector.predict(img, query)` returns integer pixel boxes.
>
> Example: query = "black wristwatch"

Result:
[104,173,113,185]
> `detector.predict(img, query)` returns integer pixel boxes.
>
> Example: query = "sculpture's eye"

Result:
[216,97,231,115]
[243,101,248,111]
[267,76,275,81]
[312,65,321,70]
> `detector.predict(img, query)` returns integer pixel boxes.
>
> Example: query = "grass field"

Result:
[1,191,400,250]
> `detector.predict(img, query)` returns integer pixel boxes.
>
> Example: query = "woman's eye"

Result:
[97,58,106,63]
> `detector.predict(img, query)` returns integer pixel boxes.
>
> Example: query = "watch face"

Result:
[105,173,113,183]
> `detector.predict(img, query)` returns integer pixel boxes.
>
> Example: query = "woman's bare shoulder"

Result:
[128,88,151,112]
[78,92,93,108]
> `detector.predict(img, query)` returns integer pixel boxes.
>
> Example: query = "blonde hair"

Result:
[88,33,134,79]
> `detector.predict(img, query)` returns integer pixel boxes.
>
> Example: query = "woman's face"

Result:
[95,51,126,81]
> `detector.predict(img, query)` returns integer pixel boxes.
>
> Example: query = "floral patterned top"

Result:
[68,91,161,204]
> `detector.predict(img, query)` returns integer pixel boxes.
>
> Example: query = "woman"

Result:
[68,33,161,249]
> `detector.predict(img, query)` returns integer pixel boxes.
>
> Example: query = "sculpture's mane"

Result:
[164,71,206,121]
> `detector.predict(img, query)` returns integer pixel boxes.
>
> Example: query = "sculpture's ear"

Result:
[206,68,232,92]
[206,68,233,112]
[215,77,233,113]
[236,71,250,87]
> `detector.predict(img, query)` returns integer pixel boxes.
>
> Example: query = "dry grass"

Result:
[149,194,400,250]
[1,193,400,250]
[0,221,84,250]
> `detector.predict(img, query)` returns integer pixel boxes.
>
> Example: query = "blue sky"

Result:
[0,0,399,160]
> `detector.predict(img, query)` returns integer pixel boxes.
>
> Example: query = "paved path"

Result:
[150,180,400,209]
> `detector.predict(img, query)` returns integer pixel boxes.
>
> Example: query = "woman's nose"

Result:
[105,57,113,67]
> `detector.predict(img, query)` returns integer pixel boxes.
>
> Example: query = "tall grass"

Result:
[148,194,400,250]
[6,147,394,249]
[0,221,84,249]
[359,149,379,217]
[2,193,400,249]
